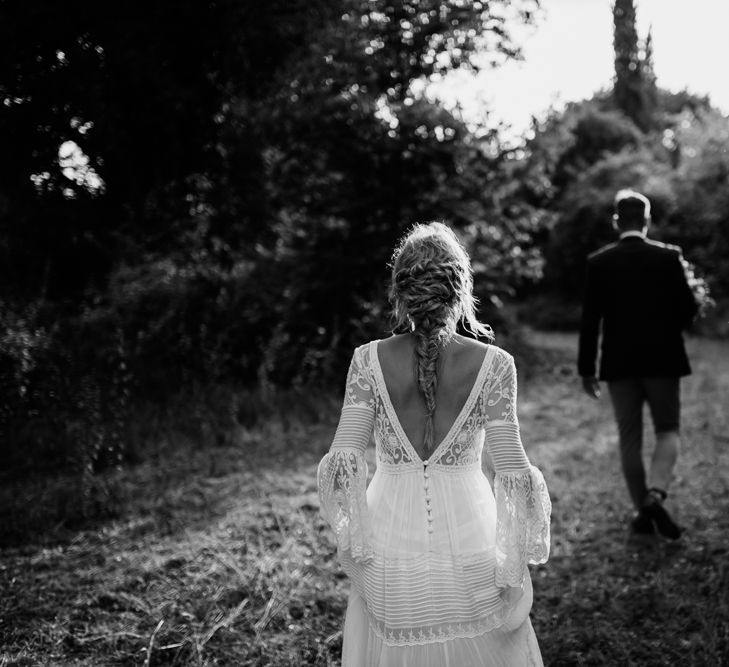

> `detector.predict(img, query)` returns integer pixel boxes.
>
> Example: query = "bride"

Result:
[318,222,551,666]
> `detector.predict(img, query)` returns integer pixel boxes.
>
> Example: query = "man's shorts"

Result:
[607,377,681,433]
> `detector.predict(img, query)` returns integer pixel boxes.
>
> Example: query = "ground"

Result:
[1,332,728,666]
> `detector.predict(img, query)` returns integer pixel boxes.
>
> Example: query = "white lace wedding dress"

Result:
[318,341,551,667]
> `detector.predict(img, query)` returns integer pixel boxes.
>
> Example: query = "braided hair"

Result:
[389,222,492,452]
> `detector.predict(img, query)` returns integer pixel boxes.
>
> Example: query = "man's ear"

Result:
[611,214,620,232]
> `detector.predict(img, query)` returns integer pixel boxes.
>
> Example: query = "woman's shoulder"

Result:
[453,334,489,351]
[351,341,374,362]
[350,337,388,369]
[452,337,514,372]
[373,333,406,347]
[487,342,513,363]
[452,334,509,358]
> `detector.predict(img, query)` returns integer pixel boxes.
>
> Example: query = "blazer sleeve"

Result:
[578,259,602,377]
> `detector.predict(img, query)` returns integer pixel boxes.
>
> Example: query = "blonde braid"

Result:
[389,222,492,452]
[412,324,446,451]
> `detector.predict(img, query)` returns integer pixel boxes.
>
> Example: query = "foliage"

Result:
[5,0,727,478]
[246,0,543,384]
[506,1,727,313]
[516,89,727,305]
[663,108,729,289]
[0,299,129,520]
[551,106,644,190]
[612,0,656,131]
[545,145,676,295]
[0,0,548,475]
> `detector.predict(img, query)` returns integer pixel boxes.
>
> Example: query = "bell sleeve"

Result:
[482,351,551,588]
[317,346,376,564]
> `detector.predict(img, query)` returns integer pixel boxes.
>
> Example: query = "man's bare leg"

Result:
[648,430,680,492]
[642,429,682,539]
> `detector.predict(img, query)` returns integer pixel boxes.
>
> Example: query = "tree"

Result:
[1,0,546,396]
[236,0,543,384]
[612,0,655,131]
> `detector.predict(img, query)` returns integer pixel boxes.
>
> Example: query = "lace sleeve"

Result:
[482,352,551,588]
[317,346,376,564]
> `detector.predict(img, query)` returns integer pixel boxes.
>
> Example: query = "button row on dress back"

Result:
[424,459,433,533]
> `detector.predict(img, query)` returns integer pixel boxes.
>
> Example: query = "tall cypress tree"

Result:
[642,26,658,114]
[613,0,654,131]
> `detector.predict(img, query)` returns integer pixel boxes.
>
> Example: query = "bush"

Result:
[543,146,676,296]
[0,300,130,522]
[516,294,583,332]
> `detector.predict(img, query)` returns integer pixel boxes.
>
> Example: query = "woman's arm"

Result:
[482,351,551,587]
[317,346,376,563]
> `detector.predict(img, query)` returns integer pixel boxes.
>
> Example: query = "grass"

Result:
[522,333,729,666]
[1,332,728,666]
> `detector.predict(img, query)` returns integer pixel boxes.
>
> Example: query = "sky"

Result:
[434,0,729,139]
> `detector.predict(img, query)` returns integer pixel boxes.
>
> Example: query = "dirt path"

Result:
[1,333,727,666]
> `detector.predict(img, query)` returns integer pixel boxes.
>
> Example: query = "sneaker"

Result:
[642,493,682,540]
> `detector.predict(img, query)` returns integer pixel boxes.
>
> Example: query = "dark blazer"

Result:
[578,235,698,381]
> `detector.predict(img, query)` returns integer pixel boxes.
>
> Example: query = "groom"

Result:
[578,189,698,539]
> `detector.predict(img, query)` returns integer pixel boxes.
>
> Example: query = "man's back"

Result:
[578,190,692,541]
[578,236,697,381]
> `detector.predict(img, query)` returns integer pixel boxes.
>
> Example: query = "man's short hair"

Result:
[614,189,651,228]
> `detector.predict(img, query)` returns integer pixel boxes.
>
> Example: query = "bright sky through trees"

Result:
[435,0,729,139]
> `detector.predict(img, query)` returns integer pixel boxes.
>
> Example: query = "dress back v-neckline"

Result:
[370,340,492,463]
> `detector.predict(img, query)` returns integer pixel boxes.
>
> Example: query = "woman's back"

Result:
[377,334,489,460]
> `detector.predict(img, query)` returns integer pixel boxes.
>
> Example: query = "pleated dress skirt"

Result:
[341,582,542,667]
[337,463,545,667]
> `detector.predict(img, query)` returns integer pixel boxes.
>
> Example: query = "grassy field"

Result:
[1,332,728,666]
